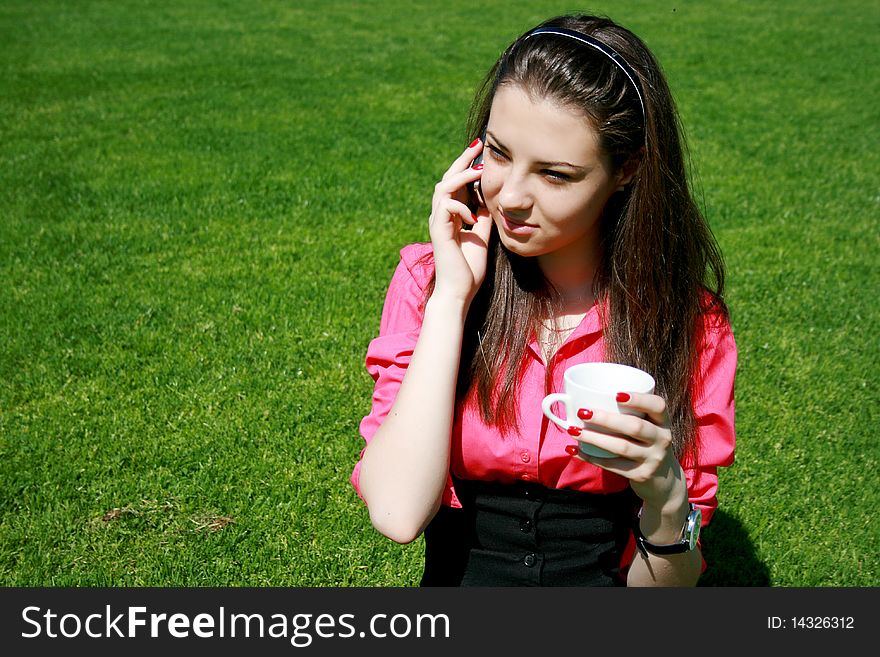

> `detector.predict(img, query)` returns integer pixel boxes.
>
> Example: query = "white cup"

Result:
[542,362,656,458]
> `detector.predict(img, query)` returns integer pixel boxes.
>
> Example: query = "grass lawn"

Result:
[1,0,877,586]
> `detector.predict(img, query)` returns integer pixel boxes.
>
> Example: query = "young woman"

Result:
[351,14,736,586]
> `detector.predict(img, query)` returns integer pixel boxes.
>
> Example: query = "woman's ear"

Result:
[614,148,643,191]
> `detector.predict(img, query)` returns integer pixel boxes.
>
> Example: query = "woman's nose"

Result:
[497,169,533,212]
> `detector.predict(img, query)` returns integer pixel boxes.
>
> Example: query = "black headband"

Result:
[522,27,647,131]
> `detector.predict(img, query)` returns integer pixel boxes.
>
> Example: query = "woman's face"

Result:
[480,85,631,274]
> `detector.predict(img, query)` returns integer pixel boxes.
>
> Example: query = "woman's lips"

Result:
[500,212,538,235]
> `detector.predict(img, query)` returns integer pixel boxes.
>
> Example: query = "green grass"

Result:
[1,0,877,586]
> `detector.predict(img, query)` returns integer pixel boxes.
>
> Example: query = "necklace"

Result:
[477,285,595,366]
[537,311,586,360]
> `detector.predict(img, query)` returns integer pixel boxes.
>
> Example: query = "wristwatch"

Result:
[633,503,701,557]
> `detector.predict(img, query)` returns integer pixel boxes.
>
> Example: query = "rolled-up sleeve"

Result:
[350,244,433,502]
[685,313,737,526]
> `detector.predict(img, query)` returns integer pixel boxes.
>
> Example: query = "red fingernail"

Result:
[471,163,484,170]
[565,445,579,456]
[577,408,593,421]
[616,392,631,403]
[566,425,582,437]
[469,137,481,148]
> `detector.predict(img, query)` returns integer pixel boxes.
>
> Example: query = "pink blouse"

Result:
[352,243,737,571]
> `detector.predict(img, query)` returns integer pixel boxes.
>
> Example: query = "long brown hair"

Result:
[430,15,726,459]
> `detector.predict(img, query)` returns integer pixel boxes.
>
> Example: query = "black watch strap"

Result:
[633,503,700,557]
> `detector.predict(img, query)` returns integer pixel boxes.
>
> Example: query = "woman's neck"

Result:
[538,249,599,315]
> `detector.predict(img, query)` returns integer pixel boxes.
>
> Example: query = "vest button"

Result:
[523,553,537,567]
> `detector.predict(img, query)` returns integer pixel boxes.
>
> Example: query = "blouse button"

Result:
[520,451,531,463]
[523,553,537,567]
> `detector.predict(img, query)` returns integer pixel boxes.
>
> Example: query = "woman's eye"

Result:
[543,170,571,182]
[486,145,508,161]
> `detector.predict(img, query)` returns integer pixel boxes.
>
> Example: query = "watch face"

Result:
[687,507,702,550]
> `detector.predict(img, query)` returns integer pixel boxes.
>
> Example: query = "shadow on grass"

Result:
[698,509,770,586]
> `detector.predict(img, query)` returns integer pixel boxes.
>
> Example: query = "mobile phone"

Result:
[467,131,487,215]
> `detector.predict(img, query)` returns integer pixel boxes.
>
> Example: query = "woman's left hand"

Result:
[568,392,687,511]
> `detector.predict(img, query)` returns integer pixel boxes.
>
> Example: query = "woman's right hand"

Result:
[428,138,493,306]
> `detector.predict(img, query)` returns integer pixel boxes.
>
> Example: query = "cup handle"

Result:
[541,393,570,430]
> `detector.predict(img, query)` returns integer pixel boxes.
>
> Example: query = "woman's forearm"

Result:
[358,293,468,544]
[626,547,702,586]
[626,500,703,586]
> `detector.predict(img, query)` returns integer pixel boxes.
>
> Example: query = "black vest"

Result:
[421,477,638,587]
